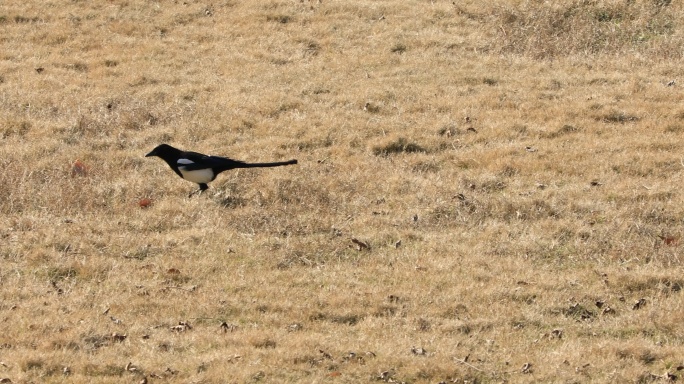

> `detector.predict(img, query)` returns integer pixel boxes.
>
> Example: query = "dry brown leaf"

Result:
[171,321,192,332]
[110,333,127,342]
[351,238,370,251]
[71,160,88,177]
[287,323,303,332]
[658,235,679,246]
[411,346,427,355]
[378,371,390,381]
[633,298,647,310]
[342,352,356,361]
[521,362,533,374]
[220,322,237,332]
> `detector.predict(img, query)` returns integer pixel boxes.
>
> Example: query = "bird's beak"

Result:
[145,150,155,157]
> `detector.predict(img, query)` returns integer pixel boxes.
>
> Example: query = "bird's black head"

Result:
[146,144,179,159]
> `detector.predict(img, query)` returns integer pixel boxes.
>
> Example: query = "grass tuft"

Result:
[372,137,426,156]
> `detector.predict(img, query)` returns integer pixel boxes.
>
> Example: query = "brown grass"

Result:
[2,0,684,382]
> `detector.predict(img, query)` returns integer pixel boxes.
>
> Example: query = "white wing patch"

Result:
[177,158,194,165]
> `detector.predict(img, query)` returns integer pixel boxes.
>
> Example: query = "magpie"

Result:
[145,144,298,195]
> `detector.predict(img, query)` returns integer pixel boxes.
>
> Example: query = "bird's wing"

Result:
[177,152,246,171]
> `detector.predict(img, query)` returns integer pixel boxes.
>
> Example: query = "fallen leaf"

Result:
[602,306,616,315]
[164,367,178,375]
[521,362,533,374]
[220,322,237,332]
[342,352,356,361]
[658,235,679,246]
[170,321,192,332]
[138,198,153,208]
[351,238,370,251]
[110,333,127,342]
[633,298,647,310]
[411,346,427,355]
[286,323,303,332]
[71,160,88,177]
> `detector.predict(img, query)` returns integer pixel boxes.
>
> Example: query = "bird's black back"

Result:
[179,152,248,173]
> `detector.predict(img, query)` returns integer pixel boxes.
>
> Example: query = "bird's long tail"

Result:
[236,159,298,168]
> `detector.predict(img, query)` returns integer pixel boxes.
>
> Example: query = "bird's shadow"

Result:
[214,194,246,209]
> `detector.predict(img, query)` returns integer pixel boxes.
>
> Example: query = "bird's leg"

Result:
[188,183,209,198]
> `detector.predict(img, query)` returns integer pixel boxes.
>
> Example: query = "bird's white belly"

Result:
[179,167,214,184]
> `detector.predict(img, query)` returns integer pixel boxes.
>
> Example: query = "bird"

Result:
[145,144,297,195]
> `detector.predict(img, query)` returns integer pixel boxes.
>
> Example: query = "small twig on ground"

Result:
[454,357,484,372]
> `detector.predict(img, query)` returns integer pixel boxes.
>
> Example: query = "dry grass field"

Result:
[2,0,684,383]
